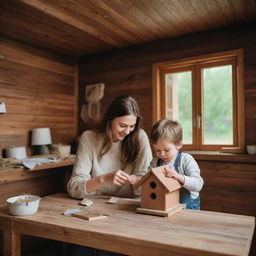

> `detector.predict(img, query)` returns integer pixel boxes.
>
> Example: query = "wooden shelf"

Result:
[26,157,75,172]
[0,156,75,184]
[188,151,256,163]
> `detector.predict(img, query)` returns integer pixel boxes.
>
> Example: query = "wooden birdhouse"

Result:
[135,166,185,217]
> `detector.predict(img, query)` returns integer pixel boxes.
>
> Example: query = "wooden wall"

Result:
[198,158,256,216]
[0,37,77,155]
[78,21,256,145]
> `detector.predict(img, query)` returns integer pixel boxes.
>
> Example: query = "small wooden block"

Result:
[136,204,185,217]
[72,211,108,221]
[107,197,119,204]
[80,198,94,206]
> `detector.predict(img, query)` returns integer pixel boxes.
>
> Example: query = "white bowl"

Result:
[6,195,41,216]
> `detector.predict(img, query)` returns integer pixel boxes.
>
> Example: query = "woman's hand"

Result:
[163,167,185,185]
[105,170,139,186]
[104,170,131,186]
[113,170,131,186]
[86,170,139,193]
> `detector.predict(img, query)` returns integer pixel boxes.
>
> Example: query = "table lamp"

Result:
[31,128,52,155]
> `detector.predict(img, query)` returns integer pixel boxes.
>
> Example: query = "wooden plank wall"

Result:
[78,22,256,214]
[0,37,77,155]
[78,22,256,145]
[199,159,256,216]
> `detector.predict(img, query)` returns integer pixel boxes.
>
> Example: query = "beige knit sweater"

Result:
[67,129,152,199]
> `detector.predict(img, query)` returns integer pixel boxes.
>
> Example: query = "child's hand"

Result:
[163,167,177,177]
[163,167,185,185]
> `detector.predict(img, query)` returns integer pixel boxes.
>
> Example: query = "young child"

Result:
[149,118,203,210]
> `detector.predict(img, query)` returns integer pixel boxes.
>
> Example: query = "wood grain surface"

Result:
[0,38,77,155]
[0,193,254,256]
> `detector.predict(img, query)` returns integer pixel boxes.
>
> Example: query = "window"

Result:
[153,50,244,152]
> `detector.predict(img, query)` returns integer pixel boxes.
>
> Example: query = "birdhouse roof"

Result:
[135,166,182,192]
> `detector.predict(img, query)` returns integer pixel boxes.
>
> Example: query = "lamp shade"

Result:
[31,128,52,145]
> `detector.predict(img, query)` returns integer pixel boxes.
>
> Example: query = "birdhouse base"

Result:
[136,204,185,217]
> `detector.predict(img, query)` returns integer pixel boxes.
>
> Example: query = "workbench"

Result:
[0,193,254,256]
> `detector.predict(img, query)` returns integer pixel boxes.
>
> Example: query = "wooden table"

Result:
[0,193,255,256]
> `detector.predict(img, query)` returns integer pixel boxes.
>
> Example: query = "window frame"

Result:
[152,49,245,152]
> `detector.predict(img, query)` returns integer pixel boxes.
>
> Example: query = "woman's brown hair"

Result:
[97,95,142,163]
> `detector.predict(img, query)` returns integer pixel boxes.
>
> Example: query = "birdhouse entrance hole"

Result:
[150,193,157,199]
[150,181,157,188]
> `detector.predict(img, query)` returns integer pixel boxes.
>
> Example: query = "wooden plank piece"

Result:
[72,211,108,221]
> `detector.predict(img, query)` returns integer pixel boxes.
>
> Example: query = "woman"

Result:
[67,95,152,200]
[67,95,152,255]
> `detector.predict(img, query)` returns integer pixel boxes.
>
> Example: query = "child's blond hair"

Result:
[150,118,183,145]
